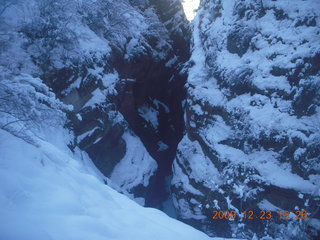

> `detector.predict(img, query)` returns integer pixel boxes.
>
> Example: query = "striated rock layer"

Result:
[172,0,320,239]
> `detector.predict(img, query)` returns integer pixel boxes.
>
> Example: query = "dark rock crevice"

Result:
[97,0,192,208]
[112,36,190,208]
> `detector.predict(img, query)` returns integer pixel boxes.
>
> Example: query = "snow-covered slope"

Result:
[172,0,320,239]
[0,127,223,240]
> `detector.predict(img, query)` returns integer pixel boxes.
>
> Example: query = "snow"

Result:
[249,151,316,194]
[200,115,232,143]
[73,21,111,58]
[153,99,170,113]
[138,105,159,129]
[88,67,104,78]
[83,88,106,108]
[181,0,200,21]
[172,159,204,197]
[189,81,227,107]
[309,218,320,231]
[172,135,222,201]
[62,77,82,95]
[102,72,119,95]
[77,126,100,143]
[157,141,169,151]
[0,129,222,240]
[110,132,158,193]
[185,0,320,198]
[187,9,208,86]
[258,199,281,212]
[178,0,320,228]
[76,114,82,121]
[125,38,147,60]
[212,142,317,194]
[179,136,221,190]
[165,55,178,67]
[196,0,320,95]
[175,198,206,220]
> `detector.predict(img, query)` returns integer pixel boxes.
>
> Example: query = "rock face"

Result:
[171,0,320,239]
[0,0,189,206]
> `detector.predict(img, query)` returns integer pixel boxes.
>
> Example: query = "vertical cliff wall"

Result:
[171,0,320,239]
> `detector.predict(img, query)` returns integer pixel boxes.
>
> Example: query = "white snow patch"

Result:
[110,132,158,192]
[258,199,282,212]
[83,89,106,108]
[138,105,159,129]
[153,99,170,113]
[157,141,169,151]
[173,136,221,191]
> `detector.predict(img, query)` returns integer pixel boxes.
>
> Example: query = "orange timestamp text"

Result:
[212,210,308,220]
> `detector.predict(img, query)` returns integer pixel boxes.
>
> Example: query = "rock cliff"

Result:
[172,0,320,239]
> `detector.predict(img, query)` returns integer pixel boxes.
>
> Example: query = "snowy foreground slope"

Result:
[0,127,228,240]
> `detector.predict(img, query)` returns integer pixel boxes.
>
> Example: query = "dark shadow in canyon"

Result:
[113,52,189,209]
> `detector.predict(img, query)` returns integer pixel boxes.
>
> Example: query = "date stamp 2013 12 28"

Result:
[211,210,308,220]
